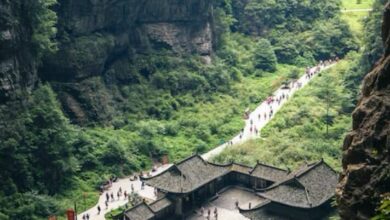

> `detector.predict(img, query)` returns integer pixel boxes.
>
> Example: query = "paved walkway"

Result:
[77,164,172,220]
[188,187,264,220]
[77,62,336,219]
[202,63,335,160]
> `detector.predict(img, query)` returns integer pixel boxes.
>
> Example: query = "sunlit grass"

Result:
[341,0,374,10]
[213,56,358,171]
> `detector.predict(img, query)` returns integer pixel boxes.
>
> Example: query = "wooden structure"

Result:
[123,154,338,220]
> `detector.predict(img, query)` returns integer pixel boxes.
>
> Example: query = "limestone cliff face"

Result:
[38,0,213,123]
[336,3,390,219]
[0,1,37,103]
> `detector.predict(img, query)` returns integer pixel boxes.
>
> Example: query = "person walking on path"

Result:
[97,205,101,215]
[105,200,108,209]
[110,192,114,201]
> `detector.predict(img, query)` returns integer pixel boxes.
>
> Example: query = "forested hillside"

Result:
[0,0,382,219]
[214,0,385,169]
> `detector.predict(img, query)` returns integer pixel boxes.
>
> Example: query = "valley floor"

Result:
[78,62,336,220]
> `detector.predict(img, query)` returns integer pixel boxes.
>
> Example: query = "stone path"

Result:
[202,63,335,160]
[77,164,172,220]
[77,62,336,220]
[187,187,264,220]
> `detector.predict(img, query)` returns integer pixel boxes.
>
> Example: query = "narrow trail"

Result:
[341,8,372,12]
[77,62,336,220]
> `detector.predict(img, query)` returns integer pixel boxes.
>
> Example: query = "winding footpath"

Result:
[77,62,336,220]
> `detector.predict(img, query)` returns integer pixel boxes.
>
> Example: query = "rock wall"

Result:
[39,0,213,124]
[0,1,37,103]
[336,3,390,219]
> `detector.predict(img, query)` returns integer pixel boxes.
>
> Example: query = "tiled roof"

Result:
[125,202,154,220]
[240,200,291,220]
[250,162,289,182]
[258,160,338,208]
[149,197,172,212]
[142,154,229,193]
[230,162,253,174]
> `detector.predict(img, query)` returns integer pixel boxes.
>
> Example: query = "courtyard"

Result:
[187,186,265,220]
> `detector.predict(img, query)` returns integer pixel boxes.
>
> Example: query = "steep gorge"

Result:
[336,3,390,219]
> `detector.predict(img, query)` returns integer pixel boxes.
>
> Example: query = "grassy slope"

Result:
[341,0,373,45]
[341,0,374,9]
[213,58,354,171]
[211,0,372,170]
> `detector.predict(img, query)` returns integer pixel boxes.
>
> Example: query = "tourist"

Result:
[82,214,86,220]
[208,209,211,217]
[105,200,108,209]
[201,207,205,216]
[117,191,120,200]
[97,205,101,215]
[124,190,128,199]
[250,119,253,125]
[258,114,261,120]
[110,192,114,201]
[119,187,122,193]
[154,188,158,197]
[131,183,134,193]
[249,202,251,209]
[141,181,145,190]
[86,213,89,220]
[105,192,109,202]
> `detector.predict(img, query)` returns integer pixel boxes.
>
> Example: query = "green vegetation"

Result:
[26,0,58,58]
[0,0,363,219]
[213,55,360,170]
[373,195,390,220]
[341,0,374,9]
[0,85,77,219]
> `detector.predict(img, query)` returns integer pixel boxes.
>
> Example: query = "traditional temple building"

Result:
[123,154,338,220]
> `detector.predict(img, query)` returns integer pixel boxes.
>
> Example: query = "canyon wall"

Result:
[0,0,214,123]
[336,3,390,219]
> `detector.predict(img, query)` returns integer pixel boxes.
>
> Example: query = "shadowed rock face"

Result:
[38,0,213,124]
[336,3,390,219]
[0,1,37,103]
[0,0,213,124]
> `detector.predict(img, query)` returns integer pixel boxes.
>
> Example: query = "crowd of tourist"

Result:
[234,58,338,145]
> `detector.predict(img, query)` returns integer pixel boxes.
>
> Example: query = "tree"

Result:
[0,85,78,195]
[26,0,58,59]
[253,39,277,72]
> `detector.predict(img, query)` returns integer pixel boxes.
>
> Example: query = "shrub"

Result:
[253,39,277,72]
